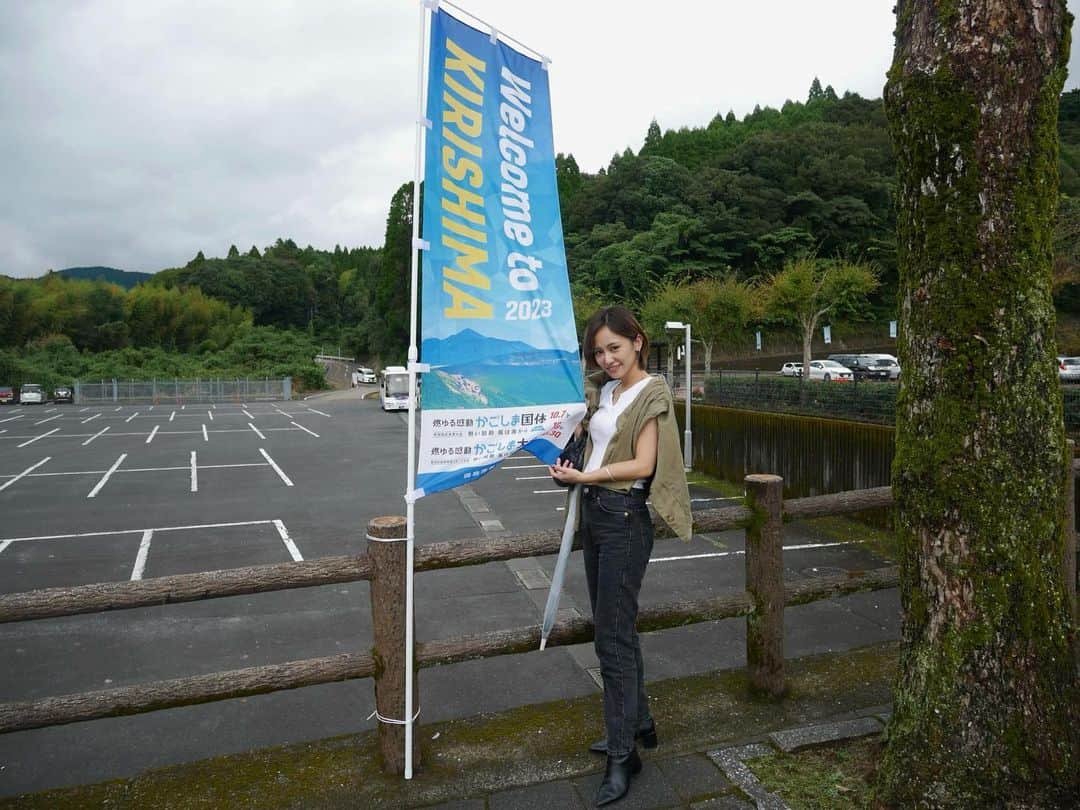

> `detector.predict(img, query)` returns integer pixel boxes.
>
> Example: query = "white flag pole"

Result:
[404,0,432,781]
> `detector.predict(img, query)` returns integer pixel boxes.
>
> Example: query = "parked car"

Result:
[358,367,377,384]
[778,362,803,377]
[18,383,44,404]
[808,360,853,382]
[0,385,13,404]
[53,385,74,403]
[1058,356,1080,382]
[827,353,890,381]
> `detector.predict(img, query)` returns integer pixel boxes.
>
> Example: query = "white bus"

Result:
[380,366,410,411]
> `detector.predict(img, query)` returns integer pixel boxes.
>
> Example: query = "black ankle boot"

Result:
[595,748,642,806]
[589,720,658,754]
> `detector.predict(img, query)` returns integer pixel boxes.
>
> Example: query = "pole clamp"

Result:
[367,706,421,725]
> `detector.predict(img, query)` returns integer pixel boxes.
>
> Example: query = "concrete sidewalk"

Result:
[5,641,899,809]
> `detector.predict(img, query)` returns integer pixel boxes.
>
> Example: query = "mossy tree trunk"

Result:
[880,1,1079,806]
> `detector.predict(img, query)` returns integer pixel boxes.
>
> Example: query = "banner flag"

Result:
[415,9,585,498]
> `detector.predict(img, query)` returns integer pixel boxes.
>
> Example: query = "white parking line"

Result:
[44,408,57,413]
[532,488,566,494]
[82,413,101,424]
[169,411,176,422]
[146,425,159,444]
[0,540,10,555]
[88,453,127,498]
[0,414,24,424]
[207,410,214,421]
[149,405,155,411]
[259,448,293,486]
[248,423,266,440]
[126,412,139,423]
[503,463,547,469]
[1,519,279,544]
[181,405,186,410]
[82,426,111,446]
[18,428,59,448]
[290,421,320,438]
[273,519,303,561]
[79,407,89,413]
[651,541,851,564]
[243,409,254,419]
[131,530,153,580]
[190,451,198,492]
[114,406,122,412]
[0,457,51,493]
[202,424,209,442]
[34,414,62,426]
[306,408,331,418]
[515,475,551,481]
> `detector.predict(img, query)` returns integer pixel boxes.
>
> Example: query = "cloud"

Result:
[2,0,1078,278]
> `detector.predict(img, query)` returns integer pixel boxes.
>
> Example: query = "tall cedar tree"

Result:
[879,1,1079,805]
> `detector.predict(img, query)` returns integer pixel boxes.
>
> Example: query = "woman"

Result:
[550,306,692,806]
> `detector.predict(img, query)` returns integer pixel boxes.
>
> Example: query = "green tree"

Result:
[877,1,1079,805]
[686,275,758,373]
[761,257,878,374]
[640,282,695,383]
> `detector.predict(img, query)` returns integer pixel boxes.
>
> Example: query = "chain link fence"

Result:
[74,378,292,405]
[703,370,1080,434]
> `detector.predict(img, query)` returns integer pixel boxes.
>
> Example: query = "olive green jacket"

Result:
[579,371,693,541]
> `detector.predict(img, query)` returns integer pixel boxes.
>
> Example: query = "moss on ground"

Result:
[746,735,883,810]
[2,643,899,809]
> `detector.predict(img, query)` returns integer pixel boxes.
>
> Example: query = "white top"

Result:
[584,376,652,488]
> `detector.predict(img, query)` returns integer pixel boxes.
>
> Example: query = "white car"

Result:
[862,353,901,380]
[357,367,377,384]
[778,362,803,377]
[18,383,44,404]
[1059,356,1080,382]
[808,360,853,382]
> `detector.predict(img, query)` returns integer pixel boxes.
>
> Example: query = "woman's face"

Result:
[592,325,642,380]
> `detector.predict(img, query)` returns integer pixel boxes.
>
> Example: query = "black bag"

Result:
[553,431,587,487]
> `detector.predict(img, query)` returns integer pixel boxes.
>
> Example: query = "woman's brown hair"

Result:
[582,306,650,371]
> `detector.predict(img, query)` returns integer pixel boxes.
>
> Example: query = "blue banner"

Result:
[416,9,585,497]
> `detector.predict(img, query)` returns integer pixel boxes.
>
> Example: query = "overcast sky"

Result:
[3,1,1080,279]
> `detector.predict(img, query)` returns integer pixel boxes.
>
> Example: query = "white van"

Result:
[18,383,44,404]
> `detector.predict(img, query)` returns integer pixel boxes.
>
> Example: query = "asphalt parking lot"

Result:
[0,390,899,797]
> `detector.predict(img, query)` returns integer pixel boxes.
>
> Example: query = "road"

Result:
[0,390,898,797]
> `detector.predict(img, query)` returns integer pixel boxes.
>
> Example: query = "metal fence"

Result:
[703,371,1080,434]
[74,378,292,405]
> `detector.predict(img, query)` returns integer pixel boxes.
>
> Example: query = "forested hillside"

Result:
[5,82,1080,383]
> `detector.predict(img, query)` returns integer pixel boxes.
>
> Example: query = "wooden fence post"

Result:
[367,515,420,774]
[744,474,785,696]
[1066,441,1077,632]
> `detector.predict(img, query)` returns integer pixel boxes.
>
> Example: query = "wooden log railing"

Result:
[6,468,1073,779]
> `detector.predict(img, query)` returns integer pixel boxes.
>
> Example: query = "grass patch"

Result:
[799,515,898,564]
[686,470,744,498]
[745,735,883,809]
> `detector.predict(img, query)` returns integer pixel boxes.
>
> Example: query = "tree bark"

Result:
[881,2,1079,805]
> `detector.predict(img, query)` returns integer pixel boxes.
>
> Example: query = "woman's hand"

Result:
[549,458,585,486]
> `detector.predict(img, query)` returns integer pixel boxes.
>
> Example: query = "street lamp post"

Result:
[665,321,693,471]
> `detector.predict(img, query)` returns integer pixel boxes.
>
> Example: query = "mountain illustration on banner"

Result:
[421,329,583,409]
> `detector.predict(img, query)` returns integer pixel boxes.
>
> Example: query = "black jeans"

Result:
[580,485,654,756]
